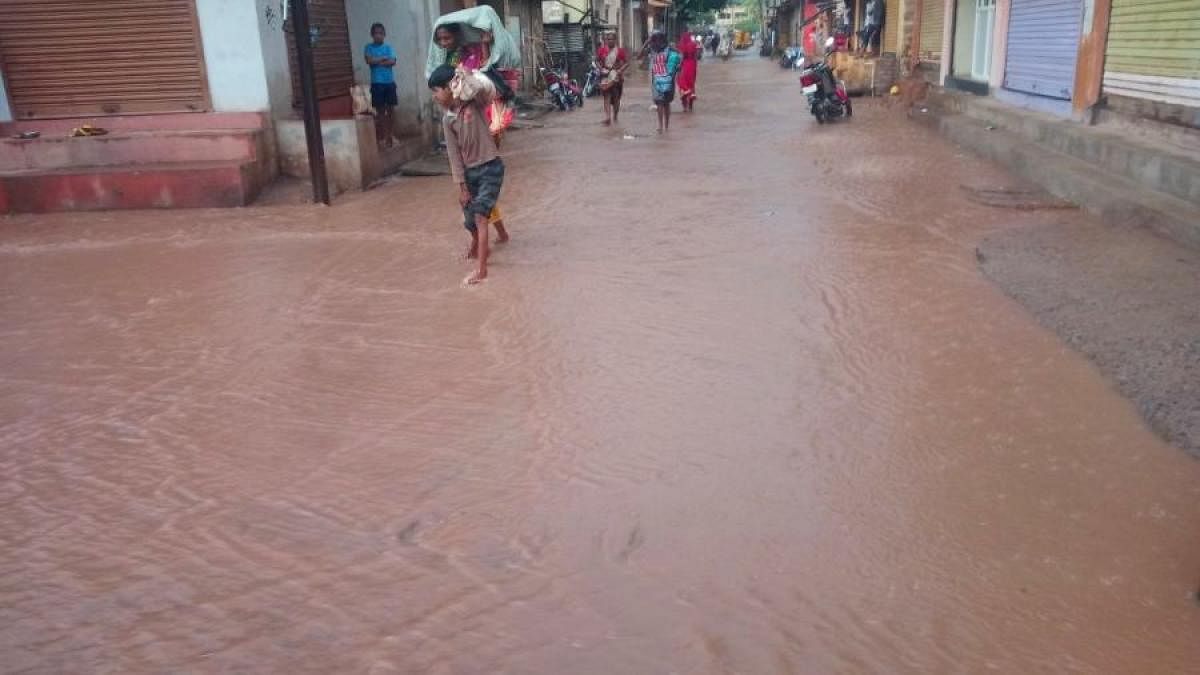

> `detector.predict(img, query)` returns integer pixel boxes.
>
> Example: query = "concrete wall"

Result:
[990,0,1009,89]
[256,0,295,118]
[196,0,273,111]
[345,0,439,138]
[940,0,953,83]
[277,117,371,195]
[0,69,12,122]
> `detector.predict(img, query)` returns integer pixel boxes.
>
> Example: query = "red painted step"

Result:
[0,160,263,213]
[0,128,265,171]
[0,111,268,135]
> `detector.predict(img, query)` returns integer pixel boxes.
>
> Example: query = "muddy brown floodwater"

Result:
[3,55,1200,674]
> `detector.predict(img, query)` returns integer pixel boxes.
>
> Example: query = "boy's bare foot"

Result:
[465,269,487,285]
[602,119,611,125]
[494,221,509,243]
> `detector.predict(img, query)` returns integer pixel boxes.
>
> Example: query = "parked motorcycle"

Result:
[561,71,584,108]
[541,66,584,111]
[799,40,851,124]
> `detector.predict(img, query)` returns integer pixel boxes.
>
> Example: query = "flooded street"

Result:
[3,55,1199,673]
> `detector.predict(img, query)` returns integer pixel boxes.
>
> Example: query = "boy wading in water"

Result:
[364,23,398,148]
[428,65,509,285]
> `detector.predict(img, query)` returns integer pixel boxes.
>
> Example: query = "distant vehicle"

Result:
[733,30,752,50]
[779,46,804,70]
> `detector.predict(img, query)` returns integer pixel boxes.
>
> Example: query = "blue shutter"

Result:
[1003,0,1084,100]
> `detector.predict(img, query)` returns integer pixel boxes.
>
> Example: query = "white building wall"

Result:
[196,0,273,111]
[256,0,295,118]
[0,69,12,122]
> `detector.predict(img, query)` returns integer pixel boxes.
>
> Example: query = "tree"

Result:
[736,0,763,32]
[674,0,732,24]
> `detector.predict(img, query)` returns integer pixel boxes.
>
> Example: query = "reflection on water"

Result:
[2,57,1198,673]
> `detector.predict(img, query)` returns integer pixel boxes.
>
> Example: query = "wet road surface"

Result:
[3,55,1200,673]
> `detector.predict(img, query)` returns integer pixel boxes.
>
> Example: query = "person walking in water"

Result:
[596,31,628,125]
[428,65,508,285]
[675,29,700,113]
[639,31,681,134]
[364,23,398,148]
[428,8,521,262]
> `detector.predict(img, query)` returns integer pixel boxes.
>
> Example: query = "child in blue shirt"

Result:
[364,23,398,148]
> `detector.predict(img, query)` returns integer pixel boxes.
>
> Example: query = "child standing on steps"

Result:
[364,23,398,148]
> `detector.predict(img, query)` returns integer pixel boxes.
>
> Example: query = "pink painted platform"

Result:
[0,112,273,213]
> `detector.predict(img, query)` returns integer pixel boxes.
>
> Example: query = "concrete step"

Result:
[0,128,265,171]
[0,160,263,213]
[933,91,1200,209]
[918,109,1200,249]
[0,111,267,135]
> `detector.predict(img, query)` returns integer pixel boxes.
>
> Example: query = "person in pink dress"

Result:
[675,30,700,113]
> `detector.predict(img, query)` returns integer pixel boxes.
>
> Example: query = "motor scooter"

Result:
[779,46,804,70]
[799,38,851,123]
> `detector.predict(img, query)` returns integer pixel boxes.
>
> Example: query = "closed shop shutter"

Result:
[1103,0,1200,107]
[543,23,586,53]
[1003,0,1084,100]
[542,23,587,80]
[883,0,900,53]
[0,0,207,119]
[286,0,354,104]
[919,0,946,61]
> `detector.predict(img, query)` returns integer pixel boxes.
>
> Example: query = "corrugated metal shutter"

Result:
[287,0,354,103]
[1003,0,1083,99]
[883,0,899,53]
[1102,0,1200,107]
[542,23,587,80]
[0,0,207,119]
[919,0,946,61]
[543,23,586,52]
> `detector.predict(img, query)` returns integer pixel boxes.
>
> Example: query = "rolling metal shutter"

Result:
[1103,0,1200,107]
[543,23,586,53]
[287,0,354,103]
[883,0,899,53]
[0,0,207,119]
[919,0,946,61]
[543,23,588,81]
[1003,0,1084,99]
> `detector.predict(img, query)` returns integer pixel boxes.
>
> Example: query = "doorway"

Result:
[951,0,996,88]
[971,0,996,81]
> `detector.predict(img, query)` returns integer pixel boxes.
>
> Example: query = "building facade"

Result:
[0,0,545,211]
[927,0,1199,127]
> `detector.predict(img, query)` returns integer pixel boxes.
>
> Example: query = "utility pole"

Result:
[290,0,331,205]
